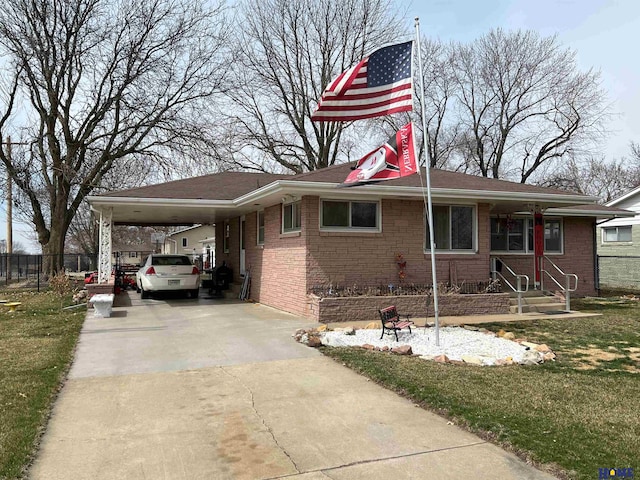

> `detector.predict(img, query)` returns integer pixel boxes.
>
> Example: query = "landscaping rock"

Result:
[503,332,516,340]
[521,341,539,350]
[362,344,376,350]
[364,322,380,330]
[316,325,327,332]
[391,345,413,355]
[420,355,435,361]
[464,325,480,331]
[543,352,557,361]
[307,336,322,348]
[461,355,483,365]
[496,329,507,337]
[520,350,542,365]
[535,343,551,353]
[381,346,390,352]
[434,354,450,363]
[342,326,356,335]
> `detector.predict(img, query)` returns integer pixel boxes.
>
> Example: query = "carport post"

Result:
[97,208,113,284]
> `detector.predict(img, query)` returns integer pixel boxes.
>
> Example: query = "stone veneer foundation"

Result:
[306,293,511,324]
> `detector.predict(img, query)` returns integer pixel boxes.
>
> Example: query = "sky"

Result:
[2,0,639,253]
[402,0,640,159]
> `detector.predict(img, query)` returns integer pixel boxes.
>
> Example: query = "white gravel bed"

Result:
[321,326,530,364]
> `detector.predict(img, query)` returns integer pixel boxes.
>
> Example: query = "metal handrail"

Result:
[541,256,578,311]
[491,257,529,314]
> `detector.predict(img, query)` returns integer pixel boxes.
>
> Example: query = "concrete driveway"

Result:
[30,292,556,480]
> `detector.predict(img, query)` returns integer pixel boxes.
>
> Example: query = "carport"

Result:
[87,172,290,284]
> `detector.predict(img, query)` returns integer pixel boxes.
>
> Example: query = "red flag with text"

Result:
[340,123,418,187]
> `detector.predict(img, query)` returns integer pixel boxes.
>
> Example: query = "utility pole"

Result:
[1,136,28,281]
[2,136,13,280]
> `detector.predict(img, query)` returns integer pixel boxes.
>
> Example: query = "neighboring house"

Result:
[163,224,216,267]
[111,240,156,271]
[89,164,631,317]
[597,185,640,290]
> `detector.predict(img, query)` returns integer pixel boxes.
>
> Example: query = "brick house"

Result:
[88,163,630,317]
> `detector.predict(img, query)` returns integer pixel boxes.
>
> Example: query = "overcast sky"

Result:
[403,0,639,159]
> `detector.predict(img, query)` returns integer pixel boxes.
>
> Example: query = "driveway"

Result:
[30,292,556,479]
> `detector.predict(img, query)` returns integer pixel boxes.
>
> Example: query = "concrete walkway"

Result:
[30,292,556,479]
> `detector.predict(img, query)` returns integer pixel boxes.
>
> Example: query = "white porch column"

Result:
[98,208,113,284]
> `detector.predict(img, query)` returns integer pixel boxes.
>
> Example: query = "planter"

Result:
[306,293,510,324]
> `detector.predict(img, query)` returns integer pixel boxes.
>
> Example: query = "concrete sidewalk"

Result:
[30,292,556,479]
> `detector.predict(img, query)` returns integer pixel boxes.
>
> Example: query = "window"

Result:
[223,220,230,253]
[257,211,265,245]
[603,225,632,242]
[321,200,379,230]
[282,201,301,233]
[491,217,562,253]
[129,251,138,258]
[426,205,475,251]
[181,237,188,248]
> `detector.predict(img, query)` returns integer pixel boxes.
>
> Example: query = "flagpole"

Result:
[414,17,440,346]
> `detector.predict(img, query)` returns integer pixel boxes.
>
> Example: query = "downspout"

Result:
[593,218,599,295]
[593,217,616,296]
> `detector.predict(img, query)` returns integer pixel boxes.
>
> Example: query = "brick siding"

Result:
[307,293,511,323]
[306,198,492,288]
[218,196,597,318]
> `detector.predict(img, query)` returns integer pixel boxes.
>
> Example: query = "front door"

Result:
[239,216,246,276]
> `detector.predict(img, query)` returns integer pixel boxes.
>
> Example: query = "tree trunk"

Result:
[42,224,67,276]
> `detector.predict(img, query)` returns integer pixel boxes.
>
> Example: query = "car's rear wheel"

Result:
[136,283,141,293]
[140,287,149,299]
[190,288,199,299]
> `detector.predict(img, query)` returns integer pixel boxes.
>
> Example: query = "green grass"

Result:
[0,290,85,480]
[322,297,640,480]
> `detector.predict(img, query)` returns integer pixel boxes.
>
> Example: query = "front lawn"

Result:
[0,291,85,480]
[323,297,640,480]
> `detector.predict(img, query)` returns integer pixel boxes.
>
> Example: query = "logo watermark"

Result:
[599,468,634,479]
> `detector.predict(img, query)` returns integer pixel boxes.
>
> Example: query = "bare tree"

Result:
[450,29,608,183]
[0,0,230,273]
[540,155,640,202]
[226,0,405,174]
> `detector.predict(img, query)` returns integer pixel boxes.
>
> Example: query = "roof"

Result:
[89,162,615,225]
[546,204,635,218]
[107,171,289,200]
[287,162,581,197]
[166,224,215,238]
[107,163,581,200]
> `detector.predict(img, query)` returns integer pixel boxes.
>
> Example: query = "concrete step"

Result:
[509,295,563,306]
[509,302,567,314]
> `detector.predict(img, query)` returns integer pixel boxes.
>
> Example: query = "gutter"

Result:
[234,179,599,207]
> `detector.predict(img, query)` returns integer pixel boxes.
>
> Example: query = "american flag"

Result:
[311,41,413,122]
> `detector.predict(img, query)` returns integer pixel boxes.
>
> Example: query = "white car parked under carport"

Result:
[136,254,200,299]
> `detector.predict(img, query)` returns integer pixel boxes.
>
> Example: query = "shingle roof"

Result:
[287,162,580,196]
[105,162,584,200]
[107,172,290,200]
